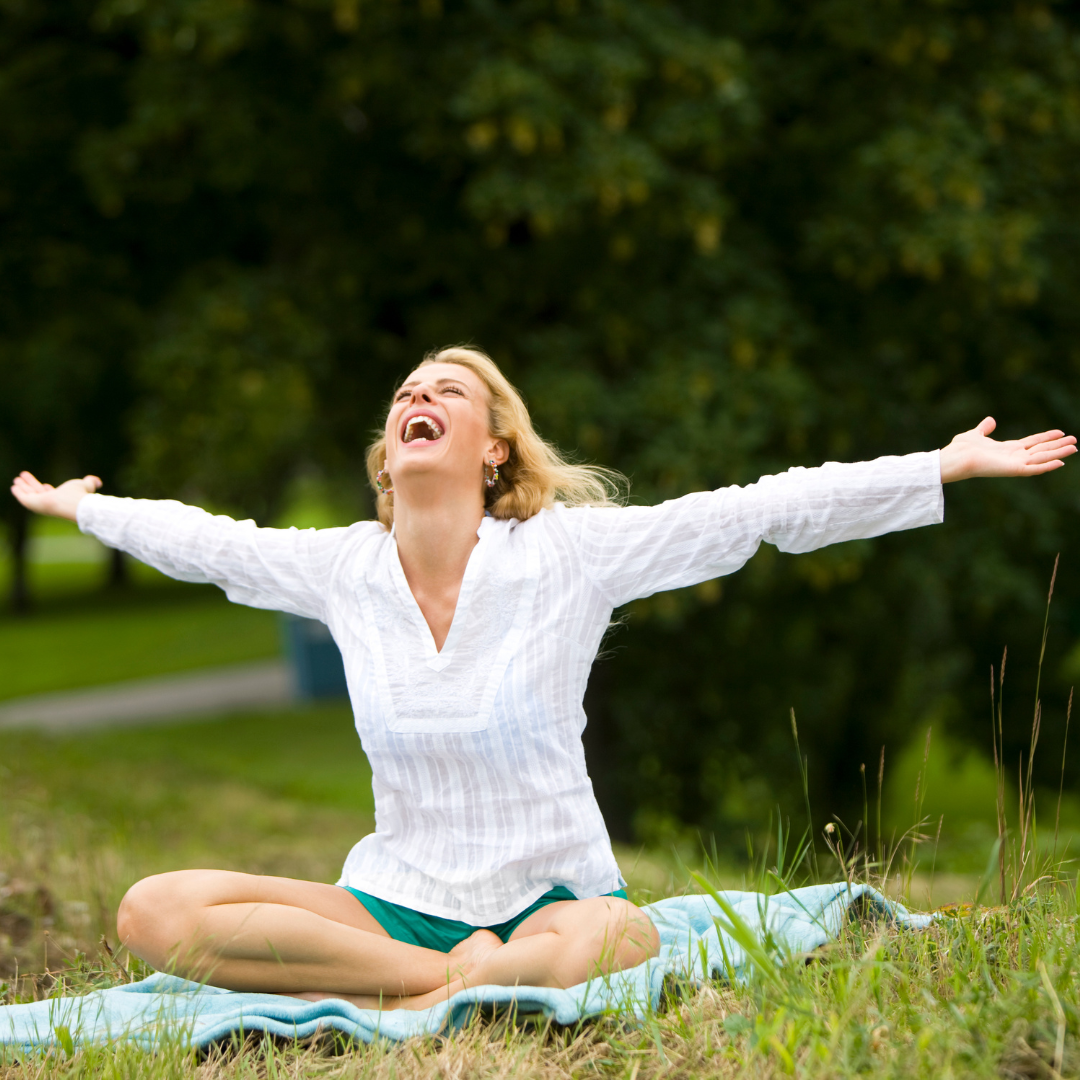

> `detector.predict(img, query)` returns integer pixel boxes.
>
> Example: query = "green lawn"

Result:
[0,513,283,700]
[0,589,281,701]
[0,705,374,977]
[1,707,1075,1080]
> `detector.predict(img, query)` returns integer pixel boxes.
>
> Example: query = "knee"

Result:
[116,876,150,946]
[116,871,201,963]
[612,898,661,964]
[592,898,660,971]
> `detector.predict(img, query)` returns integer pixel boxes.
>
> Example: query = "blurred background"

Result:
[2,1,1080,972]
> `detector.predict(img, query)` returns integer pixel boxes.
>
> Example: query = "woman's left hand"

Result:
[940,417,1076,483]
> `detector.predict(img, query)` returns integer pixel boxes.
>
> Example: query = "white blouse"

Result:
[77,450,944,924]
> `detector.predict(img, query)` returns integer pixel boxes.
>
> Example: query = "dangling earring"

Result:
[375,466,393,495]
[485,459,499,489]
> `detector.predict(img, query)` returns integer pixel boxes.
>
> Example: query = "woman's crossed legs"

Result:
[117,870,660,1011]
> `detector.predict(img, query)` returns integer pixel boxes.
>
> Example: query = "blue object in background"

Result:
[280,616,349,699]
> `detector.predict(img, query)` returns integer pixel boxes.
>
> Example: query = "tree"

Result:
[2,0,1076,841]
[0,0,145,608]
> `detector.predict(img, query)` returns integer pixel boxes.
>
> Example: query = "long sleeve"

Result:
[556,450,944,609]
[76,493,361,622]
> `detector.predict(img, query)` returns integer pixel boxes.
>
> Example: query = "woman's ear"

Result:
[487,439,510,466]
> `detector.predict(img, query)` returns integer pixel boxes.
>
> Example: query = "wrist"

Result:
[63,489,90,523]
[939,443,969,484]
[939,444,956,483]
[57,477,103,521]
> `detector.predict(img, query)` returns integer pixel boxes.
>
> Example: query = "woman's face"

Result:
[383,362,506,492]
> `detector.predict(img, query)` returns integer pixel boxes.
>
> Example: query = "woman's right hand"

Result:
[10,471,103,521]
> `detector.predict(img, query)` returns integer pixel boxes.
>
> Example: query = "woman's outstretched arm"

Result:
[10,470,366,622]
[557,417,1076,610]
[939,417,1075,482]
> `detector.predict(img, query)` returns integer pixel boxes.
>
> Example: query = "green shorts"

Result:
[343,885,628,953]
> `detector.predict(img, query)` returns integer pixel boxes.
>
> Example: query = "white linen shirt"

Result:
[77,450,944,924]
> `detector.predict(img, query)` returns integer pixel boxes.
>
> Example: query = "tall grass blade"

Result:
[1055,687,1073,862]
[876,746,885,874]
[1032,554,1059,717]
[690,871,785,990]
[1038,959,1066,1076]
[996,650,1008,902]
[860,762,869,872]
[790,708,818,879]
[975,837,1003,906]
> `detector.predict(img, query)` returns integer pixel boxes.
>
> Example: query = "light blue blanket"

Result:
[1,884,932,1053]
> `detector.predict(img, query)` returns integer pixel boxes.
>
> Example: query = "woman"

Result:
[11,346,1076,1011]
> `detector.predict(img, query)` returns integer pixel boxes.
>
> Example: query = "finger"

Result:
[976,416,997,436]
[15,471,44,492]
[9,483,42,509]
[1020,429,1066,449]
[23,474,54,493]
[1023,434,1075,451]
[1027,437,1077,453]
[1023,442,1075,464]
[1022,459,1067,476]
[82,475,102,492]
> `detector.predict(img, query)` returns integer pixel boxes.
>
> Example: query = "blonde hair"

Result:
[365,346,624,528]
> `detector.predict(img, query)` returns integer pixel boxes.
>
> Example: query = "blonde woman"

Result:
[11,346,1076,1010]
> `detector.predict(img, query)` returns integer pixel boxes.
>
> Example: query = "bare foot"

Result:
[280,930,506,1013]
[368,930,504,1013]
[447,928,502,981]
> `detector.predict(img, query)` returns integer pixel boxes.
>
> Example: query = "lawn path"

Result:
[0,660,293,731]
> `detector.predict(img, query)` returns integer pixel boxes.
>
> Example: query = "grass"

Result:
[0,590,281,701]
[5,900,1078,1080]
[0,704,375,969]
[0,572,281,706]
[0,515,281,701]
[2,707,1077,1078]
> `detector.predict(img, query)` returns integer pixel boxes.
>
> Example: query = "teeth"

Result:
[404,416,443,441]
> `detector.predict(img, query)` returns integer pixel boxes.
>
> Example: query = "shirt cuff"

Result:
[926,448,945,524]
[75,492,121,541]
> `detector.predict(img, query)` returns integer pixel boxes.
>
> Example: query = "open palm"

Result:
[940,418,1076,483]
[10,471,102,521]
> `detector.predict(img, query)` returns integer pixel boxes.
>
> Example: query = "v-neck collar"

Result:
[388,517,493,671]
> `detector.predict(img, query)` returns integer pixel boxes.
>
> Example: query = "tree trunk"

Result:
[107,546,128,589]
[9,509,30,614]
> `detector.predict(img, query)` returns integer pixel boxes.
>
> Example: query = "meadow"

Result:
[2,703,1077,1079]
[1,536,1078,1078]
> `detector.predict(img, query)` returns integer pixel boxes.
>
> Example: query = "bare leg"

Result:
[310,895,660,1011]
[117,870,484,997]
[293,928,505,1010]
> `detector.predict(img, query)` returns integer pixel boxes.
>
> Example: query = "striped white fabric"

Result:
[77,450,943,924]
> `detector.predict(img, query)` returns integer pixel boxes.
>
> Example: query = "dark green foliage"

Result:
[1,0,1077,844]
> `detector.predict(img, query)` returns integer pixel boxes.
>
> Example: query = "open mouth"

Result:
[402,415,445,443]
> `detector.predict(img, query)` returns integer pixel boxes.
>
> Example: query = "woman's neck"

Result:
[391,488,486,651]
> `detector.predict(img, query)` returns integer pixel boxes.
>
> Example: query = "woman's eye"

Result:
[443,386,463,396]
